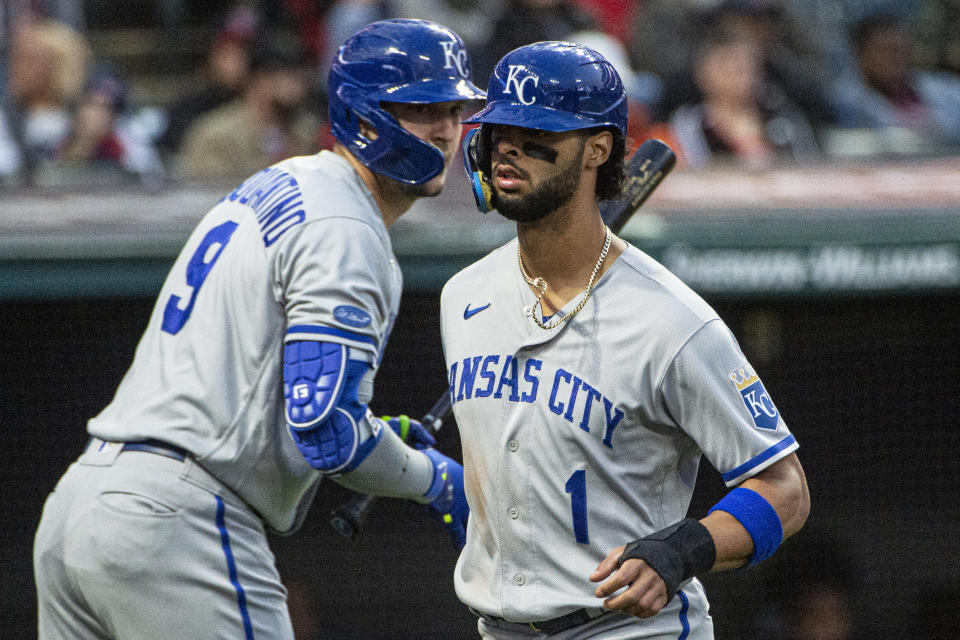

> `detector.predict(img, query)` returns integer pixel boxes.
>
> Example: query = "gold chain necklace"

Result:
[517,225,612,330]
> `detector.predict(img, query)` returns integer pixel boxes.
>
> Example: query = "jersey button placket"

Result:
[499,393,533,616]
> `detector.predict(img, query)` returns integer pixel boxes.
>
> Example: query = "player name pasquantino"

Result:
[448,354,625,447]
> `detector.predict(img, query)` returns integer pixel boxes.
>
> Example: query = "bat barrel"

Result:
[601,138,676,234]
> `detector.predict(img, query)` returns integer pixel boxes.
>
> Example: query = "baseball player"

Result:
[439,42,810,638]
[33,19,481,639]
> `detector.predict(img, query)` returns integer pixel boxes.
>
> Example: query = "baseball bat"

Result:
[329,391,452,537]
[329,138,676,538]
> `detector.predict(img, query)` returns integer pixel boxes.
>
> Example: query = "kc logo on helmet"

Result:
[440,41,469,78]
[729,365,779,430]
[503,65,540,105]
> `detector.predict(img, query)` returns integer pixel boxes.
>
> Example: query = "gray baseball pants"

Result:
[34,440,294,639]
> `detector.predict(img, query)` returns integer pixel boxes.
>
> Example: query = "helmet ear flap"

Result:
[476,124,491,175]
[461,126,493,213]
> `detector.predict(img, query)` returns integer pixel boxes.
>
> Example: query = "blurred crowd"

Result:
[2,0,960,190]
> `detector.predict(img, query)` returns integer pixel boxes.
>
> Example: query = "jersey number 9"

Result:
[162,220,239,335]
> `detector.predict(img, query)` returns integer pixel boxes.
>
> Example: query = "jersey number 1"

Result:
[565,469,589,544]
[162,220,238,335]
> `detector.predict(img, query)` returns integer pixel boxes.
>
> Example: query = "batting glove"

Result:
[422,447,469,550]
[381,414,436,450]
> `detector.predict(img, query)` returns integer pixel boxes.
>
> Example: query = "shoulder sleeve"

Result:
[660,319,798,486]
[277,216,399,360]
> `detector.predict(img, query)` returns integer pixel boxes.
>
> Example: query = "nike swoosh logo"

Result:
[463,303,491,319]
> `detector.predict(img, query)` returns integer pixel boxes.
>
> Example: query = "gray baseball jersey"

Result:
[88,150,402,532]
[440,239,798,635]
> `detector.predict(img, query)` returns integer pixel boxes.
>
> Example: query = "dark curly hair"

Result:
[593,127,627,201]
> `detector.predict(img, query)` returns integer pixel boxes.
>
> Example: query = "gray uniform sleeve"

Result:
[276,216,396,361]
[661,319,799,486]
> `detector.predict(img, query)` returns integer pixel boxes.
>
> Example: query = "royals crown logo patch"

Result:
[729,365,779,430]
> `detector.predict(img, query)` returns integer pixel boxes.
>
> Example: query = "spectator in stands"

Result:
[177,41,319,181]
[628,0,834,125]
[648,25,819,169]
[276,0,336,70]
[709,0,834,126]
[830,11,960,147]
[570,0,636,45]
[157,4,259,153]
[54,66,163,184]
[7,17,92,170]
[0,108,24,183]
[912,0,960,80]
[320,0,391,78]
[389,0,503,69]
[0,0,85,100]
[565,29,664,152]
[322,0,504,93]
[627,0,717,120]
[471,0,598,83]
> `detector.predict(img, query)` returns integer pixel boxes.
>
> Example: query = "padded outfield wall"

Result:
[3,161,959,638]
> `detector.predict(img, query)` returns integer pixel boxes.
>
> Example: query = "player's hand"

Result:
[589,545,669,619]
[381,414,436,450]
[421,448,468,550]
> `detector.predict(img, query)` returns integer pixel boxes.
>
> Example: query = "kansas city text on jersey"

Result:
[448,354,625,447]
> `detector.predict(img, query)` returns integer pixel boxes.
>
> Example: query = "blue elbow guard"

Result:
[284,340,374,473]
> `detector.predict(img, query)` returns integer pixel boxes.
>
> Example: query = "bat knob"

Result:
[330,513,357,538]
[329,492,377,538]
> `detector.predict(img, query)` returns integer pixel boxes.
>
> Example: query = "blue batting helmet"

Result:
[328,19,485,184]
[463,41,628,136]
[461,41,627,212]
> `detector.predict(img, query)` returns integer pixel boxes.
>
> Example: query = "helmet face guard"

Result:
[328,19,485,184]
[462,41,628,211]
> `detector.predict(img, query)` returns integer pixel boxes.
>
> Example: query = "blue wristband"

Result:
[708,487,783,566]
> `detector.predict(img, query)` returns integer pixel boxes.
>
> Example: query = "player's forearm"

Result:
[700,510,757,571]
[702,453,810,571]
[332,426,435,501]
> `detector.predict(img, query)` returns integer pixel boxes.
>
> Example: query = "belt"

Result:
[528,609,604,634]
[107,438,253,516]
[481,608,605,635]
[119,439,189,462]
